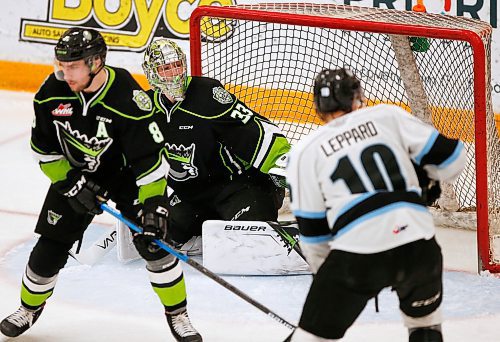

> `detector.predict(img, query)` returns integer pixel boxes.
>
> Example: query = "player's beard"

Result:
[66,76,91,92]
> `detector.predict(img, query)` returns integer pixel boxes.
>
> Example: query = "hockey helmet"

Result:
[142,38,188,101]
[54,27,107,82]
[55,27,107,63]
[313,68,363,114]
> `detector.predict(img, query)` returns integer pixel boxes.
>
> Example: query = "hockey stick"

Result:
[100,202,296,331]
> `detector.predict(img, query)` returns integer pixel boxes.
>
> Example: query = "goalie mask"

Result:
[142,39,188,101]
[313,68,363,115]
[54,27,107,82]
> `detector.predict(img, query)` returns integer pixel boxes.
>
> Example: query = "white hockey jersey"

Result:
[287,104,466,254]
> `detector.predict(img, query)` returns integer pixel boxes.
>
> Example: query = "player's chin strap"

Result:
[83,62,105,90]
[99,202,297,334]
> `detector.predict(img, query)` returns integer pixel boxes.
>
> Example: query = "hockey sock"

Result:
[20,266,58,310]
[147,256,187,312]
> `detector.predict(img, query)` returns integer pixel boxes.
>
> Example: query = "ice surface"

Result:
[0,90,499,341]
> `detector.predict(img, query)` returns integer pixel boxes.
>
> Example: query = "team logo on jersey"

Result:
[51,103,73,116]
[231,206,250,220]
[393,224,408,234]
[47,210,62,225]
[54,121,113,172]
[165,143,198,181]
[132,90,152,111]
[212,86,233,104]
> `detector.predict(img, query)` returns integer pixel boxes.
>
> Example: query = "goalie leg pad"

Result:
[202,220,310,275]
[116,221,141,263]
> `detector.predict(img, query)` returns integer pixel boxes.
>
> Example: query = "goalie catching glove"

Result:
[412,162,441,206]
[54,170,108,215]
[268,153,289,188]
[135,196,169,253]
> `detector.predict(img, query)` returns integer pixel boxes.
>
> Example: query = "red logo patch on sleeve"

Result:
[51,103,73,116]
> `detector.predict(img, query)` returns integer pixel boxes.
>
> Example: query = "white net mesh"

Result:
[192,3,498,271]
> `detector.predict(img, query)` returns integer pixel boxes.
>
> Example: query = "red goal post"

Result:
[189,3,498,273]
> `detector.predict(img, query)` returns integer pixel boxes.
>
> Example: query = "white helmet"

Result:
[142,39,187,100]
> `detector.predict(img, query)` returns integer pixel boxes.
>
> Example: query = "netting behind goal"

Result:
[189,3,499,273]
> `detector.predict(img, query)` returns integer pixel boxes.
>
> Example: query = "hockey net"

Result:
[189,3,499,273]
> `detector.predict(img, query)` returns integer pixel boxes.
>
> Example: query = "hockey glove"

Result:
[422,180,441,206]
[136,196,169,253]
[54,171,108,215]
[413,162,442,206]
[268,153,289,188]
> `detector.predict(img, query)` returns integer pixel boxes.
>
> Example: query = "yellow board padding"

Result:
[1,60,497,142]
[228,84,498,143]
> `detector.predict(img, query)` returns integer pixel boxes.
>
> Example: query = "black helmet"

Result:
[313,68,362,114]
[55,27,107,62]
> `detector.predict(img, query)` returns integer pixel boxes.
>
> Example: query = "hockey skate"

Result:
[0,304,45,337]
[166,309,202,341]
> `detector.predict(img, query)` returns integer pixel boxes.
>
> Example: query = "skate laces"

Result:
[170,311,198,336]
[7,307,34,327]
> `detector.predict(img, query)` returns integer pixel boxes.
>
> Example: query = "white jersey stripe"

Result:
[32,151,64,163]
[136,156,169,186]
[148,261,183,284]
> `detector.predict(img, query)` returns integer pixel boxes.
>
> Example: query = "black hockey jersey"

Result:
[31,66,168,203]
[147,76,290,201]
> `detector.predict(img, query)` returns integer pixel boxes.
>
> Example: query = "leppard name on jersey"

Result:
[321,120,378,156]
